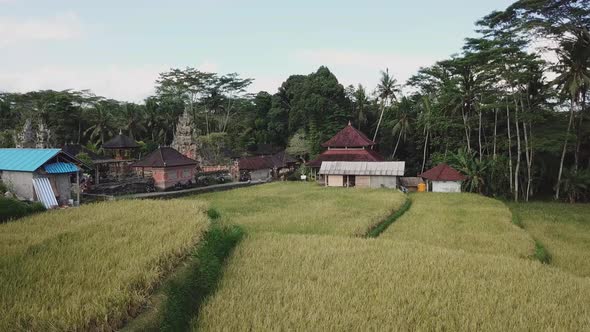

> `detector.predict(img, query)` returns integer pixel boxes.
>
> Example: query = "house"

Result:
[419,163,466,193]
[238,151,297,181]
[307,122,384,180]
[400,177,425,192]
[0,148,83,208]
[319,161,405,188]
[131,147,199,190]
[97,132,140,183]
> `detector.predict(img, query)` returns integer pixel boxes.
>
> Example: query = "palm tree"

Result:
[83,101,115,146]
[418,96,437,173]
[121,103,146,139]
[390,97,412,159]
[373,69,400,141]
[353,84,369,131]
[554,28,590,200]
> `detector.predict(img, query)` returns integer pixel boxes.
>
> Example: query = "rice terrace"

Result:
[1,0,590,331]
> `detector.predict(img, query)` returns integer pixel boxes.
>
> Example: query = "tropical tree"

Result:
[374,68,400,141]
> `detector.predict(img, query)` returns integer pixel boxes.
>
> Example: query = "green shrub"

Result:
[207,208,220,221]
[365,197,412,238]
[0,181,8,194]
[0,197,46,222]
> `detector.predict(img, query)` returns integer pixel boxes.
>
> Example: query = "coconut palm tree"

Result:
[373,69,400,141]
[554,28,590,200]
[83,101,115,146]
[390,97,413,159]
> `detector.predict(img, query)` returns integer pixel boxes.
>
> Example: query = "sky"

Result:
[0,0,515,102]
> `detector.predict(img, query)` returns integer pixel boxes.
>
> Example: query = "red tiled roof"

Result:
[419,163,466,181]
[307,149,384,167]
[239,151,296,170]
[131,147,198,168]
[321,122,376,148]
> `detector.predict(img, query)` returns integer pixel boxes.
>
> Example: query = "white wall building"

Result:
[318,161,405,189]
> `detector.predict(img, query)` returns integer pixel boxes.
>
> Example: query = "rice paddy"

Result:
[194,233,590,331]
[191,182,407,236]
[510,202,590,277]
[0,200,209,332]
[381,193,536,258]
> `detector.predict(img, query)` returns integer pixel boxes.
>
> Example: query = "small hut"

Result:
[419,163,466,193]
[400,177,425,192]
[0,148,84,207]
[96,132,140,182]
[131,147,198,190]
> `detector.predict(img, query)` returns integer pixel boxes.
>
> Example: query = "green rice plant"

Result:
[0,199,209,331]
[190,182,406,236]
[0,196,46,222]
[365,196,411,237]
[381,193,535,258]
[510,202,590,277]
[195,233,590,331]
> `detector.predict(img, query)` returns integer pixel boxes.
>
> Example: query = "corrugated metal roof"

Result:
[44,162,79,174]
[319,161,405,176]
[32,177,58,208]
[0,149,61,172]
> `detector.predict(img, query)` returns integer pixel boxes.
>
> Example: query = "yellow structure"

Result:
[417,182,426,192]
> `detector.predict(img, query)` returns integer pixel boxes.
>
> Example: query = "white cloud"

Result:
[0,11,82,47]
[0,62,220,102]
[293,49,442,94]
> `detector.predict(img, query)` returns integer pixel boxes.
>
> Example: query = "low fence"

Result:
[120,180,267,200]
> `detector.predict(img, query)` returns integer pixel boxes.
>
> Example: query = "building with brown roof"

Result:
[131,147,198,190]
[418,163,466,193]
[307,122,384,169]
[238,151,297,181]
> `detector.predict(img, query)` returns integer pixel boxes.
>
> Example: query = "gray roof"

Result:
[319,161,405,176]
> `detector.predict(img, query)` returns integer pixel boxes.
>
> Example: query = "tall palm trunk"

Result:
[421,129,429,173]
[493,108,498,160]
[514,96,521,202]
[555,98,576,200]
[461,107,471,151]
[574,92,586,170]
[373,102,386,142]
[392,130,402,159]
[478,105,483,162]
[506,99,513,193]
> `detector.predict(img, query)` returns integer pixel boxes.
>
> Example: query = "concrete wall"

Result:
[327,175,343,187]
[356,176,370,188]
[369,176,397,189]
[48,174,72,204]
[432,181,462,193]
[151,166,196,190]
[1,171,34,200]
[250,169,271,182]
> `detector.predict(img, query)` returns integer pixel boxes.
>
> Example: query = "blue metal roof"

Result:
[0,148,62,172]
[44,162,79,174]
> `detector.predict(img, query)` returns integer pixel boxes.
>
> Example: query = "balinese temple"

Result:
[307,122,384,178]
[94,131,140,183]
[102,130,140,160]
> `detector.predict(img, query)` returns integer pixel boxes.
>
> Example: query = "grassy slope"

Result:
[510,202,590,277]
[197,233,590,331]
[191,182,407,236]
[0,200,209,332]
[381,193,535,259]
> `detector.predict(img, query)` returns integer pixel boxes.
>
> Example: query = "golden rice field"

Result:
[381,193,535,258]
[0,200,209,332]
[192,182,406,236]
[194,233,590,331]
[510,202,590,277]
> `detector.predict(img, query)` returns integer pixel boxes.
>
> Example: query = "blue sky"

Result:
[0,0,514,101]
